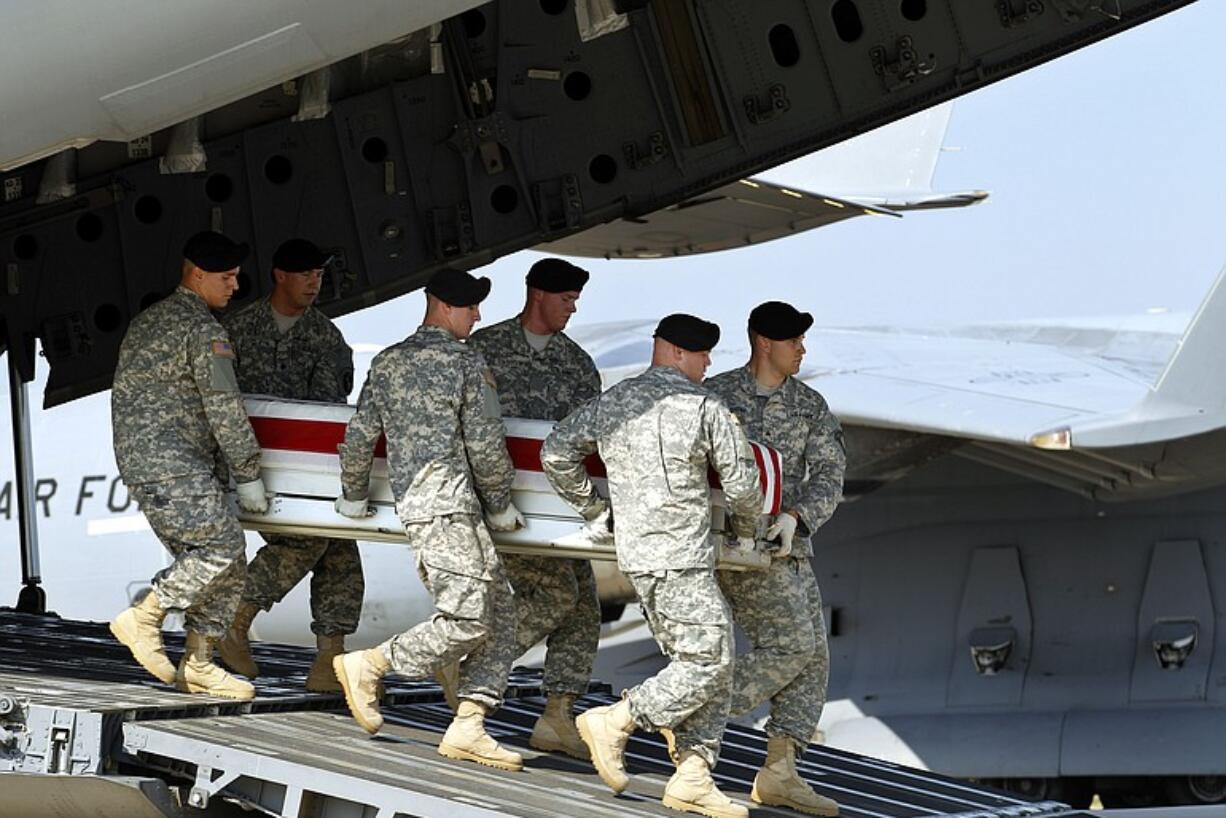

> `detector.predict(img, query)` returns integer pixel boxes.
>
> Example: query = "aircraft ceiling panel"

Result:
[0,0,1196,406]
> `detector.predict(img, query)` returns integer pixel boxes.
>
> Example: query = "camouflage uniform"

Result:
[470,317,602,697]
[541,365,762,767]
[704,365,845,750]
[338,324,517,710]
[112,286,261,637]
[224,298,362,636]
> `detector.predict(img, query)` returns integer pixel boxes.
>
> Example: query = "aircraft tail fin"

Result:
[1149,263,1226,411]
[753,102,956,195]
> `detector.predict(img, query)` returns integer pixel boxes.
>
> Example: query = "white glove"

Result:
[764,512,798,558]
[334,495,369,519]
[582,502,615,544]
[236,479,269,514]
[733,535,757,552]
[486,501,526,532]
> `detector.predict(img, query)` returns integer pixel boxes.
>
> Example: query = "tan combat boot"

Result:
[305,634,345,693]
[575,697,635,793]
[217,602,260,679]
[529,694,589,760]
[176,631,256,700]
[333,648,391,734]
[751,735,839,816]
[434,660,460,712]
[663,752,748,818]
[109,590,176,684]
[438,700,524,771]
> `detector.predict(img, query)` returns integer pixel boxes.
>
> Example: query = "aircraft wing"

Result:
[539,104,987,259]
[576,264,1226,500]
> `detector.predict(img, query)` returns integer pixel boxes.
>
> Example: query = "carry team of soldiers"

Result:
[108,231,846,818]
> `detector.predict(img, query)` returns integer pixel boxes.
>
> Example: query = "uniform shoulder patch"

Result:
[211,339,235,358]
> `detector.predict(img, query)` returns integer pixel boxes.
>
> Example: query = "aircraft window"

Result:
[264,155,293,185]
[94,304,122,333]
[12,234,38,260]
[491,185,520,214]
[769,24,801,68]
[540,0,567,15]
[831,0,864,43]
[461,8,487,38]
[134,195,162,225]
[205,173,233,203]
[589,154,618,184]
[596,341,653,368]
[75,213,104,243]
[564,71,592,101]
[361,137,389,164]
[900,0,926,21]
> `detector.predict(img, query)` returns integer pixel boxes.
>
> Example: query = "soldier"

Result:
[217,238,361,693]
[108,230,269,701]
[469,257,601,760]
[541,314,762,818]
[704,301,845,817]
[329,268,525,771]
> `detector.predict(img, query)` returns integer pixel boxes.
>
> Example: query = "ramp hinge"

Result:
[743,85,790,125]
[870,37,936,92]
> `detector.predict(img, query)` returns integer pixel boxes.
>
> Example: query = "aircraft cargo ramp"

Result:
[0,612,1075,818]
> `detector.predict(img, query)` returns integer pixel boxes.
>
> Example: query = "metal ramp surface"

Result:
[0,612,1075,817]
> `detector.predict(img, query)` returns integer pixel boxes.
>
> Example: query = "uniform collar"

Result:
[175,285,213,314]
[417,324,461,343]
[738,364,793,400]
[648,364,693,385]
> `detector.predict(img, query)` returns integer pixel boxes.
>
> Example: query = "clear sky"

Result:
[339,1,1226,344]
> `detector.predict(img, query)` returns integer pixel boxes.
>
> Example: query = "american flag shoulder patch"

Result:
[211,340,235,358]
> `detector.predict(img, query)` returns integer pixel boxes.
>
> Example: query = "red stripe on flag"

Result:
[769,445,782,513]
[250,415,606,476]
[249,414,774,502]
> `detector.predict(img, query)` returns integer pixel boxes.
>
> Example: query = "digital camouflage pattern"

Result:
[541,364,761,766]
[112,286,260,485]
[223,297,354,402]
[471,316,603,698]
[626,568,734,768]
[112,286,260,635]
[469,317,601,421]
[135,475,247,638]
[338,325,513,519]
[224,297,362,636]
[541,365,762,572]
[340,323,517,708]
[378,513,517,709]
[719,556,829,748]
[705,365,844,752]
[507,554,599,697]
[244,534,364,635]
[703,366,845,558]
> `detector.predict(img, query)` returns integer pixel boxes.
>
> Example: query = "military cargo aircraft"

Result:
[0,1,1207,815]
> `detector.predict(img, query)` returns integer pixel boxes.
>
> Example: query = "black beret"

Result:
[183,231,249,273]
[748,301,813,341]
[272,238,332,272]
[526,258,590,293]
[654,313,721,352]
[425,268,492,307]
